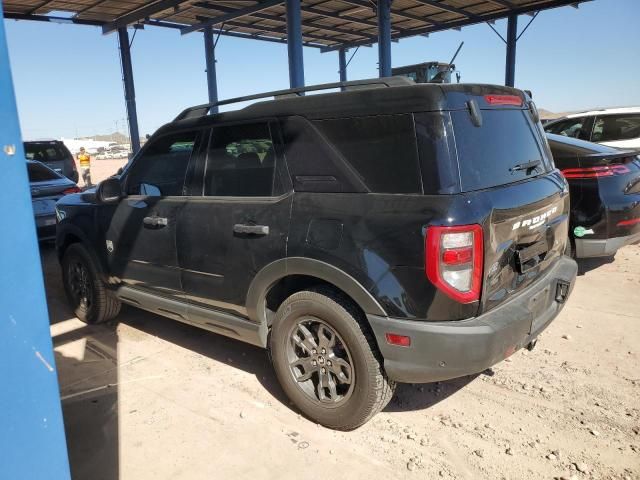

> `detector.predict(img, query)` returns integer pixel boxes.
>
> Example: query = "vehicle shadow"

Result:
[384,374,479,412]
[576,255,615,276]
[41,244,120,480]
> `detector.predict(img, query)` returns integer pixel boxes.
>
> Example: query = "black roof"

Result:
[159,80,525,136]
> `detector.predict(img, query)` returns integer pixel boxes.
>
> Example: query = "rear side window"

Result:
[27,162,59,182]
[452,109,546,191]
[545,117,590,140]
[592,114,640,142]
[313,114,422,194]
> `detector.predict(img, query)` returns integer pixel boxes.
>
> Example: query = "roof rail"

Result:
[173,76,414,122]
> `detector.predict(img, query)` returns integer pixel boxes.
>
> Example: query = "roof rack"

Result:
[173,76,414,122]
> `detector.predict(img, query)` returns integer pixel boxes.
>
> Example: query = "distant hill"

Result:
[538,109,566,120]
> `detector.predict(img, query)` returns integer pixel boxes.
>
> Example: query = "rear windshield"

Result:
[452,109,548,191]
[24,143,67,162]
[27,162,60,182]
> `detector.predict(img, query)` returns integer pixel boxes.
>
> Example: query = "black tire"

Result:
[270,289,395,430]
[61,243,121,324]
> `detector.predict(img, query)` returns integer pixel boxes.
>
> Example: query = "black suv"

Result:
[56,78,578,430]
[24,140,79,183]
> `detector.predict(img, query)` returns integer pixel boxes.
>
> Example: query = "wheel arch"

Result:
[246,257,387,326]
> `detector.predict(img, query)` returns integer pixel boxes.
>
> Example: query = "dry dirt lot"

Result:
[43,240,640,479]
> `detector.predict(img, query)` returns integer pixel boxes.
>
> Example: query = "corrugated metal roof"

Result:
[3,0,591,49]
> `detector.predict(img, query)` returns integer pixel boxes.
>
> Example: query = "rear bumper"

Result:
[367,256,578,384]
[35,214,57,240]
[575,230,640,258]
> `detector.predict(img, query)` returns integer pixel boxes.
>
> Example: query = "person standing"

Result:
[77,147,92,187]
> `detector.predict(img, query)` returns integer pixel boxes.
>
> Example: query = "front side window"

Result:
[204,122,282,197]
[545,117,588,139]
[126,131,198,196]
[592,114,640,142]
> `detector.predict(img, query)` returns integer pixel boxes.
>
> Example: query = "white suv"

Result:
[544,107,640,149]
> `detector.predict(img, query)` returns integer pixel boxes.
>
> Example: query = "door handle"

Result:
[233,224,269,235]
[143,216,169,227]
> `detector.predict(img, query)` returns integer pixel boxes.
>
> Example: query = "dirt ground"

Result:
[76,157,128,187]
[43,234,640,479]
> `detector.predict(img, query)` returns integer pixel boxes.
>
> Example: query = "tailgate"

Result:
[478,172,570,313]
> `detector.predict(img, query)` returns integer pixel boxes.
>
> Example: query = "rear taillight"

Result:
[425,224,483,303]
[63,186,81,195]
[561,164,631,179]
[484,94,522,106]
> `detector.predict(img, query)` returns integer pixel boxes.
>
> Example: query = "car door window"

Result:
[126,131,199,196]
[545,117,588,139]
[203,122,284,197]
[592,114,640,142]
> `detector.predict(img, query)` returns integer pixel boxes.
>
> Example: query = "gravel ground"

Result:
[44,181,640,479]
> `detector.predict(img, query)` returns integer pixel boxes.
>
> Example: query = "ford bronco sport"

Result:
[56,78,578,430]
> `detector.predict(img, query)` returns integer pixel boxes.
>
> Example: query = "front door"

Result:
[104,130,203,300]
[178,121,292,320]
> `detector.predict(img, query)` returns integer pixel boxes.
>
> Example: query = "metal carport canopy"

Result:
[3,0,591,153]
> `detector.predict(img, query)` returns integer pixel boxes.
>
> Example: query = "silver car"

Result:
[27,160,80,240]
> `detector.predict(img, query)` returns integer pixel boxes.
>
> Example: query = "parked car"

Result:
[544,107,640,149]
[24,140,79,183]
[547,133,640,258]
[56,79,577,430]
[27,160,80,240]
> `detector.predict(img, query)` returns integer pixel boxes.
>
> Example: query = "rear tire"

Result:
[270,289,395,430]
[61,243,121,324]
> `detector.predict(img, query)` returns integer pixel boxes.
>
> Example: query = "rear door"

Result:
[104,130,203,301]
[178,120,292,320]
[450,99,570,314]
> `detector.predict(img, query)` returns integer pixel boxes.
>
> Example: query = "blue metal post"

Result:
[286,0,305,88]
[338,48,348,82]
[0,4,70,479]
[505,14,518,87]
[377,0,392,77]
[118,27,141,154]
[203,25,219,112]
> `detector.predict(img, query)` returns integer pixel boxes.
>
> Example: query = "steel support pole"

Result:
[117,27,141,154]
[377,0,392,77]
[505,14,517,87]
[203,25,219,112]
[338,48,348,82]
[0,4,70,478]
[286,0,305,88]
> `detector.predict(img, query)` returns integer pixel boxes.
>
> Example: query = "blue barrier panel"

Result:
[0,6,71,479]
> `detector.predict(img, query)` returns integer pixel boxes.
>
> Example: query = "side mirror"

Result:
[96,177,123,204]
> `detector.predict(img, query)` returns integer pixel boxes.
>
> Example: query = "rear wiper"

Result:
[510,160,542,174]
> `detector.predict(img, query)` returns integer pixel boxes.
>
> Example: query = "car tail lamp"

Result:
[617,217,640,227]
[425,224,483,303]
[561,164,631,179]
[484,94,522,106]
[63,186,82,195]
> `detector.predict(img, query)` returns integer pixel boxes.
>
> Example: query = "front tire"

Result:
[270,289,395,430]
[61,243,121,324]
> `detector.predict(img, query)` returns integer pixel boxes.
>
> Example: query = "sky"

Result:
[4,0,640,140]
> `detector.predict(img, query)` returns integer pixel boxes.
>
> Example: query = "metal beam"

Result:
[193,2,377,41]
[321,0,588,52]
[339,0,442,26]
[411,0,478,19]
[103,0,191,33]
[505,13,517,86]
[182,0,282,34]
[338,47,347,82]
[203,25,219,109]
[4,12,104,26]
[117,27,141,154]
[286,0,305,87]
[377,0,392,77]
